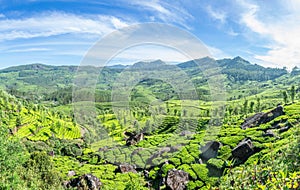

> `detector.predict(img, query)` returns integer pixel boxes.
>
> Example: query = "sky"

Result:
[0,0,300,69]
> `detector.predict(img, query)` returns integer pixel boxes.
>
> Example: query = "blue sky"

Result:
[0,0,299,69]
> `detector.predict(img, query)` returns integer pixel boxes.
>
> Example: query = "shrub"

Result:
[191,164,209,181]
[207,158,224,169]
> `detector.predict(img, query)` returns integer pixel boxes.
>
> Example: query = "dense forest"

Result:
[0,57,299,189]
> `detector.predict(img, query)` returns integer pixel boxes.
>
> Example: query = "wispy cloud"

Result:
[0,12,130,41]
[206,45,230,59]
[109,44,191,65]
[129,0,193,29]
[227,27,239,36]
[206,5,227,24]
[238,0,300,69]
[239,1,268,35]
[6,47,50,53]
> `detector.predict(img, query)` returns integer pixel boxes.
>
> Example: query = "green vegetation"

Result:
[0,57,299,189]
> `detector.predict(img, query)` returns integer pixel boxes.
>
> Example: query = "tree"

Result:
[283,91,288,104]
[256,97,261,112]
[227,106,233,116]
[291,85,296,103]
[243,99,248,115]
[174,109,178,116]
[22,152,62,189]
[249,101,255,113]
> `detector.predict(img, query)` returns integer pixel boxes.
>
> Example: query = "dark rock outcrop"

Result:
[241,105,284,129]
[66,174,102,190]
[200,141,222,161]
[165,169,189,190]
[119,163,137,173]
[232,138,254,161]
[125,132,144,146]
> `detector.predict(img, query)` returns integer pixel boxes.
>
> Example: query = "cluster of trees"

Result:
[0,127,62,189]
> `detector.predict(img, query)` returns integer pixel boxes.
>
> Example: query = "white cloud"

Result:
[206,5,227,23]
[0,14,5,18]
[0,12,130,41]
[238,0,300,69]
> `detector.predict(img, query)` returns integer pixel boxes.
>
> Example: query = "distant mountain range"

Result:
[0,56,296,103]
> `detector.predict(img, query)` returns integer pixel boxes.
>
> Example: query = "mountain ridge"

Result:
[0,56,287,72]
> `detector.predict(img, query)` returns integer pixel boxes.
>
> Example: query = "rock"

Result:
[263,129,275,137]
[165,169,189,190]
[241,105,284,129]
[67,174,102,190]
[67,170,76,177]
[119,163,137,173]
[232,138,254,161]
[125,132,144,146]
[200,141,222,161]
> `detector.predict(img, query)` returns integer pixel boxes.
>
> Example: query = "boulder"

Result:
[67,174,102,190]
[200,141,222,161]
[241,105,284,129]
[119,163,137,173]
[165,169,189,190]
[232,138,254,161]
